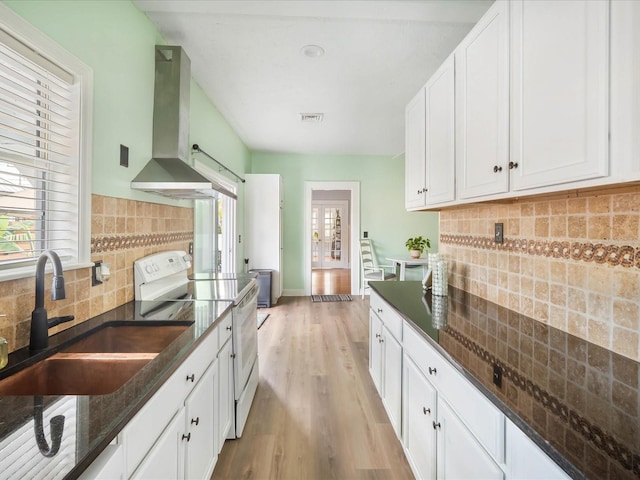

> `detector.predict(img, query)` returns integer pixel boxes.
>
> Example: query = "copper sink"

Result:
[0,324,191,396]
[63,325,190,354]
[0,353,156,395]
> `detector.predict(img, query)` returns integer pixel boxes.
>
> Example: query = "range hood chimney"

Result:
[131,46,236,199]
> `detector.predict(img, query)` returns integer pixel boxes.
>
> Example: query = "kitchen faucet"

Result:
[29,250,74,351]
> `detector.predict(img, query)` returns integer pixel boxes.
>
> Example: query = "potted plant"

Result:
[405,236,431,259]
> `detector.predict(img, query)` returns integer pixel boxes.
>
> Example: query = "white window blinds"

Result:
[0,27,80,267]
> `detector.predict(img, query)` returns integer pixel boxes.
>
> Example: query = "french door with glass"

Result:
[311,201,348,269]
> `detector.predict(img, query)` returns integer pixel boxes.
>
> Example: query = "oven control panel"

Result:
[134,250,192,291]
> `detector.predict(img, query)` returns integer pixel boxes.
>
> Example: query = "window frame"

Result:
[0,4,92,281]
[194,160,237,274]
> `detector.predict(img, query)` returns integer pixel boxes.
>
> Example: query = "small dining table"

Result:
[386,256,430,281]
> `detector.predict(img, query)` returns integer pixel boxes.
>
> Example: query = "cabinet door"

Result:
[436,399,504,480]
[402,355,437,480]
[506,421,569,480]
[610,0,640,179]
[405,88,427,209]
[369,310,383,394]
[425,55,456,205]
[456,0,510,199]
[510,0,609,191]
[185,359,217,480]
[131,409,186,480]
[381,325,402,437]
[78,444,124,480]
[217,337,234,449]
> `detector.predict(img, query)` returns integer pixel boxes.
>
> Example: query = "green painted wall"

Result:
[3,0,439,282]
[4,0,250,199]
[251,152,439,292]
[4,0,251,271]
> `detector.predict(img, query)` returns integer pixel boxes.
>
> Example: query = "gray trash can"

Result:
[249,269,272,308]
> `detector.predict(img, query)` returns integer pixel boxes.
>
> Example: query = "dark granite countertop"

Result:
[370,281,640,480]
[0,298,233,480]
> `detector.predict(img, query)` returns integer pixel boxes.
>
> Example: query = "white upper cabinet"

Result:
[405,0,630,209]
[425,56,456,205]
[610,0,640,179]
[405,88,427,209]
[455,0,510,199]
[509,0,610,191]
[405,56,456,210]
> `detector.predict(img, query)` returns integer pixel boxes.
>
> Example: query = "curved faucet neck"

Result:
[35,250,64,309]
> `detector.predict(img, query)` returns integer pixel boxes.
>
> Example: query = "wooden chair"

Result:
[359,238,397,298]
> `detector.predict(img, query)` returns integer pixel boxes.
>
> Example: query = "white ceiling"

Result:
[134,0,493,156]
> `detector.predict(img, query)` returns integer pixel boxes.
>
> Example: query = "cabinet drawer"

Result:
[370,291,402,341]
[218,312,232,349]
[403,320,445,382]
[403,320,505,463]
[185,328,218,388]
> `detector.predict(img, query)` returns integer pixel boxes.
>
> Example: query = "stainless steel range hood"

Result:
[131,46,236,199]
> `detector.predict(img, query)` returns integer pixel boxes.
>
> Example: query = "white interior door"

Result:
[311,201,349,269]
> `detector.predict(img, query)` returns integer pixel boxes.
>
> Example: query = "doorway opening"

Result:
[311,197,349,295]
[304,182,360,296]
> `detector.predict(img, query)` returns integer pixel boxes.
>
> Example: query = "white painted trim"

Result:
[194,160,238,273]
[0,3,93,270]
[304,181,360,296]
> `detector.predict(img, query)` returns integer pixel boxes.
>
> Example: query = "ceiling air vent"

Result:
[300,113,324,123]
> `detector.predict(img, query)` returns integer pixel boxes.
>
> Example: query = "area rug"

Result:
[257,312,270,329]
[311,294,352,302]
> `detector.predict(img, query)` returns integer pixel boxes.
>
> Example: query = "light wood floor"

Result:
[211,296,414,480]
[311,268,351,295]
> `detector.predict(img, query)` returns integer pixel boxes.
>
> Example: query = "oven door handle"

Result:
[237,284,259,310]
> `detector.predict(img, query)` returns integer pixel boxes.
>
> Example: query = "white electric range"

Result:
[134,251,259,438]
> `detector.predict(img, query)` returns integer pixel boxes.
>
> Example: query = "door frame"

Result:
[304,181,360,296]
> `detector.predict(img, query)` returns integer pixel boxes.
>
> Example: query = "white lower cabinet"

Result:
[369,311,383,393]
[370,293,570,480]
[184,359,217,480]
[506,421,569,480]
[436,399,504,480]
[132,409,186,480]
[369,307,402,437]
[83,313,236,480]
[78,444,124,480]
[217,336,233,448]
[403,355,437,480]
[403,354,503,480]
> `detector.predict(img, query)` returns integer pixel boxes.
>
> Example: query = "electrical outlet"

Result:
[188,242,193,255]
[363,231,368,238]
[495,223,504,244]
[493,364,503,388]
[120,144,129,167]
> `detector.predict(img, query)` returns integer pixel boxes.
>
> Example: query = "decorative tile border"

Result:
[440,234,640,268]
[443,325,640,476]
[91,232,193,254]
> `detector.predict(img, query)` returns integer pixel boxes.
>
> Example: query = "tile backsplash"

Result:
[0,195,193,353]
[440,191,640,362]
